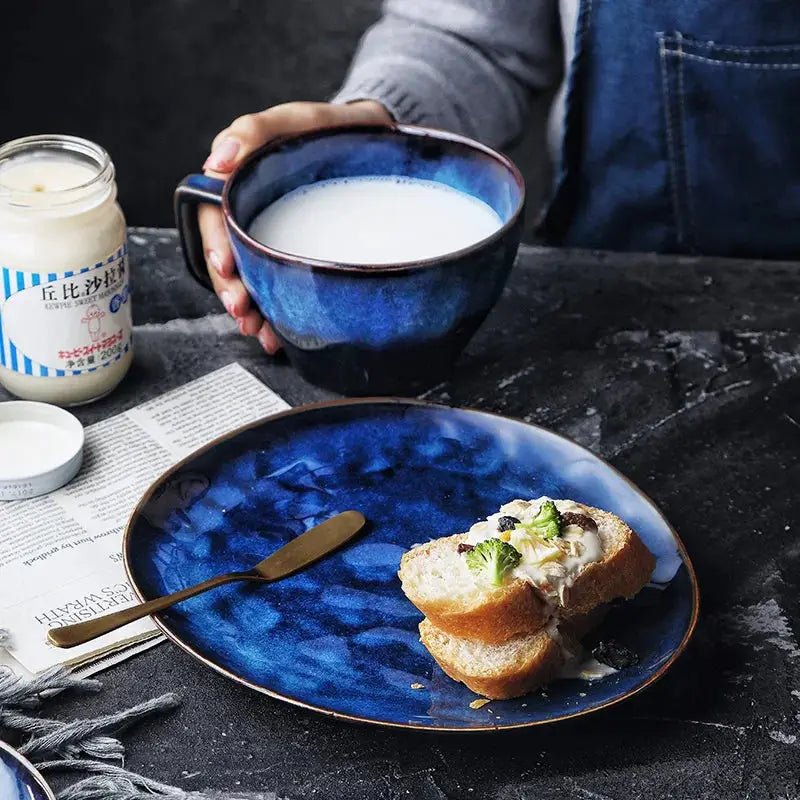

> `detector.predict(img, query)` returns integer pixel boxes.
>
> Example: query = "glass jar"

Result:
[0,135,132,406]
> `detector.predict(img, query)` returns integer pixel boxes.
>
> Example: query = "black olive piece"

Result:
[592,640,640,670]
[497,516,520,532]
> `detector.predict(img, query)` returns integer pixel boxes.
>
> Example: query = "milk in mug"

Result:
[247,176,503,264]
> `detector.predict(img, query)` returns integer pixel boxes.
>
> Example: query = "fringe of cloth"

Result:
[0,629,280,800]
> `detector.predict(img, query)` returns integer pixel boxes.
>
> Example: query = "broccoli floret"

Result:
[465,538,522,586]
[526,500,563,540]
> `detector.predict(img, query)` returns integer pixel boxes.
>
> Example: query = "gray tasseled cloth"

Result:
[0,629,280,800]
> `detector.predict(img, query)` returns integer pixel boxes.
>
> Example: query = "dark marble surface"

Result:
[7,228,800,798]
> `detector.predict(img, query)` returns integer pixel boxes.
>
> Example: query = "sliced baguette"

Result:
[419,618,568,700]
[558,506,656,619]
[419,605,609,700]
[400,503,655,645]
[399,533,551,644]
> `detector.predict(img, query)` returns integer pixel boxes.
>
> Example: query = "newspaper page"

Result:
[0,363,289,674]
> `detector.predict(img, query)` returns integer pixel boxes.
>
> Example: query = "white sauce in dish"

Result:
[0,420,78,479]
[465,497,603,604]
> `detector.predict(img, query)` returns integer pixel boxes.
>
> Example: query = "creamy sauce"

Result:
[558,656,618,682]
[546,621,619,682]
[0,420,78,479]
[247,175,503,264]
[465,497,603,605]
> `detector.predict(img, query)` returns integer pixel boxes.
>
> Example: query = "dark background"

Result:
[1,1,550,230]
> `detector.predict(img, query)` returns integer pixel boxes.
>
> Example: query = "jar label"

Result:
[0,243,131,378]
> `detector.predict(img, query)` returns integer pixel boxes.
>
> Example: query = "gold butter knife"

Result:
[48,509,366,649]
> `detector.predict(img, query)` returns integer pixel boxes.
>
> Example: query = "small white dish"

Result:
[0,401,84,501]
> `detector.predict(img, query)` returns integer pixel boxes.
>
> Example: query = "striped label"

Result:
[0,242,132,378]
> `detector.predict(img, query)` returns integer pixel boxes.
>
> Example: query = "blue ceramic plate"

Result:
[0,741,56,800]
[126,399,698,731]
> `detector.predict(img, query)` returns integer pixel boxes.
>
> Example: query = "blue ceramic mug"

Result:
[175,124,525,395]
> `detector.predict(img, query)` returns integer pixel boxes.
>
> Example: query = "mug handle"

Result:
[174,174,226,290]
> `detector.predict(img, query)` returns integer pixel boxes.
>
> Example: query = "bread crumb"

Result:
[410,683,424,690]
[469,698,491,710]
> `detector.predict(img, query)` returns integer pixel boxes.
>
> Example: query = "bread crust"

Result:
[399,535,551,645]
[400,504,656,645]
[560,506,656,619]
[419,618,564,699]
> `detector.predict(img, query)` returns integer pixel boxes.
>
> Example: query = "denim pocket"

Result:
[659,32,800,258]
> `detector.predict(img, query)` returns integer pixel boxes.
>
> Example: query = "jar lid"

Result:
[0,401,84,501]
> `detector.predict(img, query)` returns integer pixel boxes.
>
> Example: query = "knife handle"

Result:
[47,571,254,649]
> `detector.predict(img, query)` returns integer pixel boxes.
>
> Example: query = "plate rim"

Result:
[0,740,57,800]
[123,396,700,733]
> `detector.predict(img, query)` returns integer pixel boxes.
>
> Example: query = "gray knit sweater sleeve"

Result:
[332,0,561,147]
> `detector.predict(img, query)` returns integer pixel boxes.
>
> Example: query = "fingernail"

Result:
[208,250,223,276]
[259,327,277,353]
[204,137,240,171]
[237,317,247,335]
[220,290,234,316]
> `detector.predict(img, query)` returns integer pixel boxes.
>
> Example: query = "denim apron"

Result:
[542,0,800,258]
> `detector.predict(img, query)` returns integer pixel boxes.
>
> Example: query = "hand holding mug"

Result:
[198,101,393,352]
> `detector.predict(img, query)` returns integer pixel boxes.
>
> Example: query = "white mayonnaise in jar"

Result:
[0,135,132,406]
